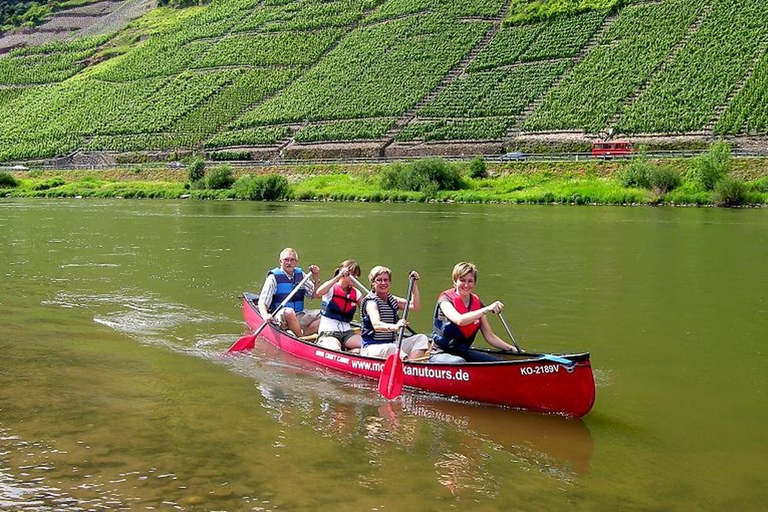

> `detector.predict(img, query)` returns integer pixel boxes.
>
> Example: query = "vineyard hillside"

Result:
[1,0,767,164]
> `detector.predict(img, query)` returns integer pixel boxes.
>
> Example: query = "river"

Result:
[1,199,766,511]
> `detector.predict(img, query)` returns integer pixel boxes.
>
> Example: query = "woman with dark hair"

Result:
[315,260,364,351]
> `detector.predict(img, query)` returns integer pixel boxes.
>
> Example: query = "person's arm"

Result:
[365,300,405,333]
[314,267,348,298]
[478,315,516,352]
[258,275,277,321]
[305,264,320,298]
[395,270,421,312]
[439,298,503,326]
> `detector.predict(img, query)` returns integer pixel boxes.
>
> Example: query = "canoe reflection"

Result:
[245,336,592,489]
[397,395,593,478]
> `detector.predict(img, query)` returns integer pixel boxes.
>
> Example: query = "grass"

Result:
[2,160,767,206]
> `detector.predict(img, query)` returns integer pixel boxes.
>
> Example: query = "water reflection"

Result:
[252,341,593,499]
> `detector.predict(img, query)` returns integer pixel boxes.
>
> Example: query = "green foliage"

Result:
[157,0,202,8]
[506,0,624,25]
[210,150,251,161]
[30,176,65,190]
[468,156,488,179]
[233,174,289,200]
[686,141,731,191]
[293,118,395,143]
[2,0,768,160]
[422,61,568,118]
[748,176,768,193]
[649,165,681,194]
[716,50,768,135]
[527,0,706,132]
[238,15,488,126]
[616,149,654,188]
[618,0,768,134]
[1,0,52,31]
[187,157,205,183]
[380,158,464,195]
[713,176,746,207]
[397,119,508,142]
[205,126,290,149]
[0,170,18,188]
[616,147,682,193]
[205,165,234,189]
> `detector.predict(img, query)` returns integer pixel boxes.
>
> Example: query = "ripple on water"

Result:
[44,290,233,353]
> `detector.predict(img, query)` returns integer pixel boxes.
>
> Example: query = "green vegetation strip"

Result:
[3,149,766,207]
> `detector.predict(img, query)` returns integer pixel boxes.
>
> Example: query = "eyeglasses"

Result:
[374,277,390,283]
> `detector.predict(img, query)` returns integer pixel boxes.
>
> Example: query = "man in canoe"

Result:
[360,266,429,360]
[429,262,517,363]
[258,247,321,337]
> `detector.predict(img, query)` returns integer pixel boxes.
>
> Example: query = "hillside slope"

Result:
[0,0,767,164]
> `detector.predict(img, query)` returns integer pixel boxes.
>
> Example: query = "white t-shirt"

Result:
[318,288,354,333]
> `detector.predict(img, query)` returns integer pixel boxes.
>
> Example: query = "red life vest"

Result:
[431,288,482,351]
[321,283,359,323]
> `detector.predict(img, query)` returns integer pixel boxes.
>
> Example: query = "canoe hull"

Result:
[242,293,595,417]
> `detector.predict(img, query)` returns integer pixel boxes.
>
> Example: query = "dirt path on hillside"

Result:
[0,0,154,53]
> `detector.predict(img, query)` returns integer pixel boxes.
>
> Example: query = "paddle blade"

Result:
[227,334,256,354]
[378,353,404,399]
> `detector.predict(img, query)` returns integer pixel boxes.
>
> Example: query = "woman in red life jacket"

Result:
[430,262,517,363]
[315,260,364,351]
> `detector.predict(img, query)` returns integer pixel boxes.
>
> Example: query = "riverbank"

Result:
[2,154,768,206]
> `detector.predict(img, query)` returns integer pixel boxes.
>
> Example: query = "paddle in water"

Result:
[227,272,314,354]
[498,312,574,367]
[378,273,416,399]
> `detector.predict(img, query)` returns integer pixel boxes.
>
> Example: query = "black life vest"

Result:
[360,292,399,346]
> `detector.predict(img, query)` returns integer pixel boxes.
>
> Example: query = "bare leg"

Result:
[344,334,362,350]
[282,309,302,337]
[302,316,320,336]
[409,349,426,360]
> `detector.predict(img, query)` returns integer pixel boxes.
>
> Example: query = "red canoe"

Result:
[241,293,595,417]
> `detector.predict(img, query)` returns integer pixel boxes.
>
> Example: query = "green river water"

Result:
[1,199,766,511]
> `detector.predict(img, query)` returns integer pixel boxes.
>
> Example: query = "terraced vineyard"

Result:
[0,0,767,163]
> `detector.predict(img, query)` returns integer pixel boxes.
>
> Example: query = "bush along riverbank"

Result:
[2,144,767,206]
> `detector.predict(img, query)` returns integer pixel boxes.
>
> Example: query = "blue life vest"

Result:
[321,284,358,323]
[360,293,399,347]
[268,267,305,313]
[431,289,482,352]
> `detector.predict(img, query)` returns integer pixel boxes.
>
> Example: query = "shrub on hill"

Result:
[686,140,731,191]
[468,156,488,179]
[233,174,289,200]
[713,176,746,207]
[617,147,682,194]
[205,165,234,189]
[0,170,18,188]
[187,157,205,184]
[380,158,464,195]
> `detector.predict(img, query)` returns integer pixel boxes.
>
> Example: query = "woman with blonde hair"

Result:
[359,265,429,360]
[430,262,517,363]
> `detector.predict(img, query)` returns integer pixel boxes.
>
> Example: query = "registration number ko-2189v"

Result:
[520,364,561,376]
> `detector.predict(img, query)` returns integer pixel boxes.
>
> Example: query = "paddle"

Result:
[349,274,370,295]
[227,271,314,354]
[378,273,416,400]
[498,312,574,367]
[497,312,522,353]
